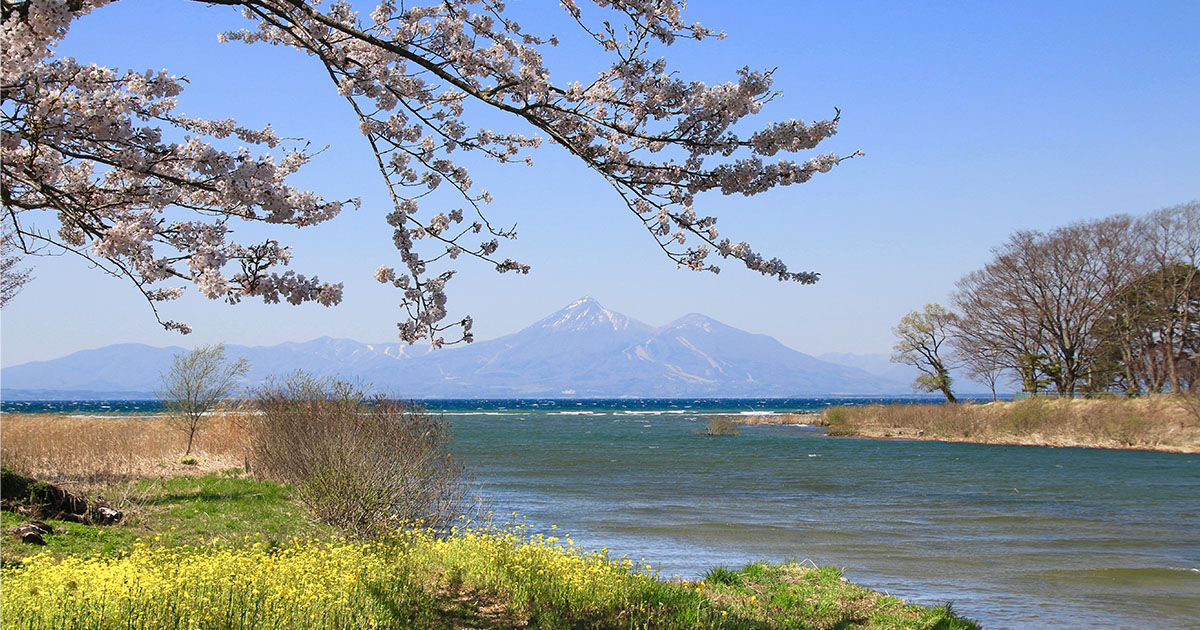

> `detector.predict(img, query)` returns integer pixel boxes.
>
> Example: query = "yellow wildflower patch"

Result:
[1,525,669,629]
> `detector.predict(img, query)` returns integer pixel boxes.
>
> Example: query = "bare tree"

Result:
[1083,202,1199,395]
[1138,201,1200,393]
[159,344,250,455]
[953,266,1048,395]
[952,216,1146,396]
[891,303,959,403]
[952,334,1007,401]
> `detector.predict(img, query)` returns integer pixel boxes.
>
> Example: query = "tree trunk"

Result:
[937,367,958,404]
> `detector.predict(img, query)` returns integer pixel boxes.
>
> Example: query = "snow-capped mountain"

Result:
[532,297,651,334]
[2,298,908,399]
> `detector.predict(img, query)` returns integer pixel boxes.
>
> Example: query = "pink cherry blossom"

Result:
[2,0,857,344]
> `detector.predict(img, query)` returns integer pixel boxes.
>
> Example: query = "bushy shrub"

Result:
[823,407,847,425]
[703,417,741,436]
[821,406,857,436]
[250,374,476,538]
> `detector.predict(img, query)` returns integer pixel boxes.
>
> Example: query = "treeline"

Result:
[894,201,1198,399]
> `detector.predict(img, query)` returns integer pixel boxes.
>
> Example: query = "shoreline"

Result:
[10,404,1195,454]
[0,468,981,629]
[823,426,1200,454]
[819,398,1200,454]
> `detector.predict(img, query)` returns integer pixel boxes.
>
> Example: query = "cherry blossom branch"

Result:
[4,0,858,345]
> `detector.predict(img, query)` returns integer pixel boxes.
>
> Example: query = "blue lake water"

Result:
[6,398,1199,629]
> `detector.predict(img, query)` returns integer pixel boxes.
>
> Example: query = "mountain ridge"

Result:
[3,298,917,399]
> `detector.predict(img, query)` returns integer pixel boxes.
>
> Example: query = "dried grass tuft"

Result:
[0,406,252,493]
[820,396,1200,452]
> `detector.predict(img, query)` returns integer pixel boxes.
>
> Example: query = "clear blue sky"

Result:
[2,0,1198,367]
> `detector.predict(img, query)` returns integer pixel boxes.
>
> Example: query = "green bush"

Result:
[822,406,857,436]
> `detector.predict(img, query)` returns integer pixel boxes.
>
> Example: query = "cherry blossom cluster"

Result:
[4,0,856,344]
[2,0,355,332]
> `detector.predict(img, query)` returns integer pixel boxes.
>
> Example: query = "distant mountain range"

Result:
[2,297,987,400]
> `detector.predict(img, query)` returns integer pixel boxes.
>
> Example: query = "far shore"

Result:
[824,424,1200,453]
[817,397,1200,454]
[9,401,1197,454]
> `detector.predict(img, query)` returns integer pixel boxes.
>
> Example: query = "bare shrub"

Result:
[1181,394,1200,425]
[250,375,476,538]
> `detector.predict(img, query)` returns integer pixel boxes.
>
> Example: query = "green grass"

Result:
[2,473,980,629]
[1,509,139,562]
[124,470,335,545]
[1,471,334,564]
[700,562,979,630]
[704,565,743,586]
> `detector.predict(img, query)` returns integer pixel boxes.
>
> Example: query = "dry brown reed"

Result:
[819,396,1200,452]
[0,406,252,491]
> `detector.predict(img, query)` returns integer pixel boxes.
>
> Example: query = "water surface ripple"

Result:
[440,400,1200,630]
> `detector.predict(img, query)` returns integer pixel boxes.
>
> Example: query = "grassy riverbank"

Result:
[1,415,979,629]
[820,396,1200,452]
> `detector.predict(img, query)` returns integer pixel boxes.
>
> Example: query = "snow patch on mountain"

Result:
[3,298,915,398]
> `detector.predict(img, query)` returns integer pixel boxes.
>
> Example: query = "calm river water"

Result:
[437,399,1200,630]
